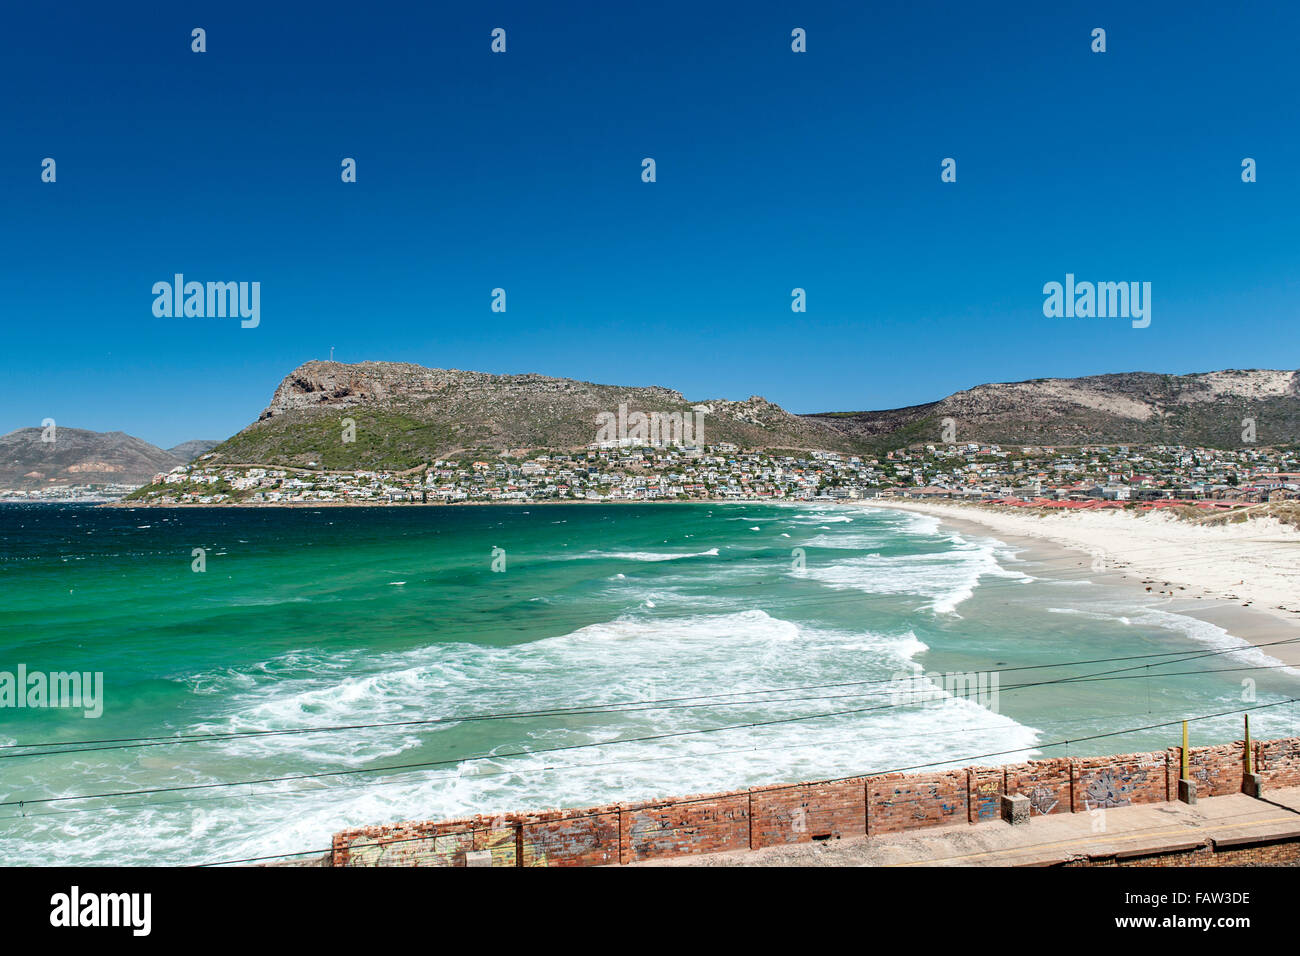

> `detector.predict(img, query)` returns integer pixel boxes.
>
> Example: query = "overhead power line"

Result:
[2,644,1293,811]
[4,634,1299,761]
[193,696,1300,867]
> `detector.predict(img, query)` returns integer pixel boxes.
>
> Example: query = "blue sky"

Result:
[3,1,1298,448]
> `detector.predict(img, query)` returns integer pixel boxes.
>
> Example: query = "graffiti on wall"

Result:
[1028,785,1059,815]
[974,780,1001,820]
[1083,768,1148,810]
[887,782,962,821]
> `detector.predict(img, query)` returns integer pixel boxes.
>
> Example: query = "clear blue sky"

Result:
[3,1,1297,448]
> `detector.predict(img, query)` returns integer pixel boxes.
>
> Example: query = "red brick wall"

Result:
[328,736,1299,866]
[749,777,867,848]
[1005,758,1071,816]
[518,806,619,867]
[619,791,750,863]
[1259,736,1300,789]
[332,818,478,867]
[867,769,967,834]
[1185,742,1247,797]
[471,822,520,866]
[1073,751,1169,811]
[968,768,1005,824]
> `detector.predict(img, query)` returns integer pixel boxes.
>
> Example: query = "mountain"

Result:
[167,439,221,462]
[18,366,1296,492]
[806,370,1300,449]
[204,361,872,469]
[0,428,184,489]
[193,363,1300,474]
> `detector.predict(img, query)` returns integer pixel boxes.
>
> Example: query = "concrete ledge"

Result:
[638,788,1300,867]
[1114,840,1206,860]
[1178,778,1198,804]
[1212,828,1300,850]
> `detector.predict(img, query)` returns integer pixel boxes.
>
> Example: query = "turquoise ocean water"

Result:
[1,501,1297,864]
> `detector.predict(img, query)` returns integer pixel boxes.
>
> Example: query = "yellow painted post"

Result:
[1245,715,1253,775]
[1181,720,1189,779]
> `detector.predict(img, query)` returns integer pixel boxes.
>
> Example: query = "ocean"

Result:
[1,501,1296,865]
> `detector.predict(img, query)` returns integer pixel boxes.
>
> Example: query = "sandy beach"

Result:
[856,499,1300,669]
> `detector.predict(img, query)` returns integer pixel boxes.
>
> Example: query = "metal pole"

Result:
[1181,720,1189,779]
[1245,714,1253,775]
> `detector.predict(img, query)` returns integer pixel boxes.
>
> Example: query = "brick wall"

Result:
[1184,741,1246,797]
[1259,736,1300,789]
[968,767,1005,823]
[619,790,750,863]
[749,777,867,849]
[1005,757,1071,816]
[519,806,619,867]
[332,817,480,867]
[328,735,1300,866]
[1073,750,1170,811]
[866,769,967,834]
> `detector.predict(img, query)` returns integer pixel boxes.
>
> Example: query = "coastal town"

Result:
[0,482,140,503]
[8,440,1295,508]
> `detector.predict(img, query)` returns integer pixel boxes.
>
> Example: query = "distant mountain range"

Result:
[5,364,1297,487]
[0,429,218,490]
[166,439,221,463]
[808,369,1300,449]
[203,362,1300,470]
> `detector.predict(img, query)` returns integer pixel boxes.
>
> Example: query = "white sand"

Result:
[855,499,1300,664]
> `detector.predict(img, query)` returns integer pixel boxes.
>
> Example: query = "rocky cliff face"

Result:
[258,362,690,420]
[210,361,868,470]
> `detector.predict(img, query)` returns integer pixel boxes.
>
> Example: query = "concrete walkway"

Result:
[639,788,1300,866]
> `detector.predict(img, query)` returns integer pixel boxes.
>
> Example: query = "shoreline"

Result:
[853,499,1300,670]
[20,492,1300,669]
[92,497,735,509]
